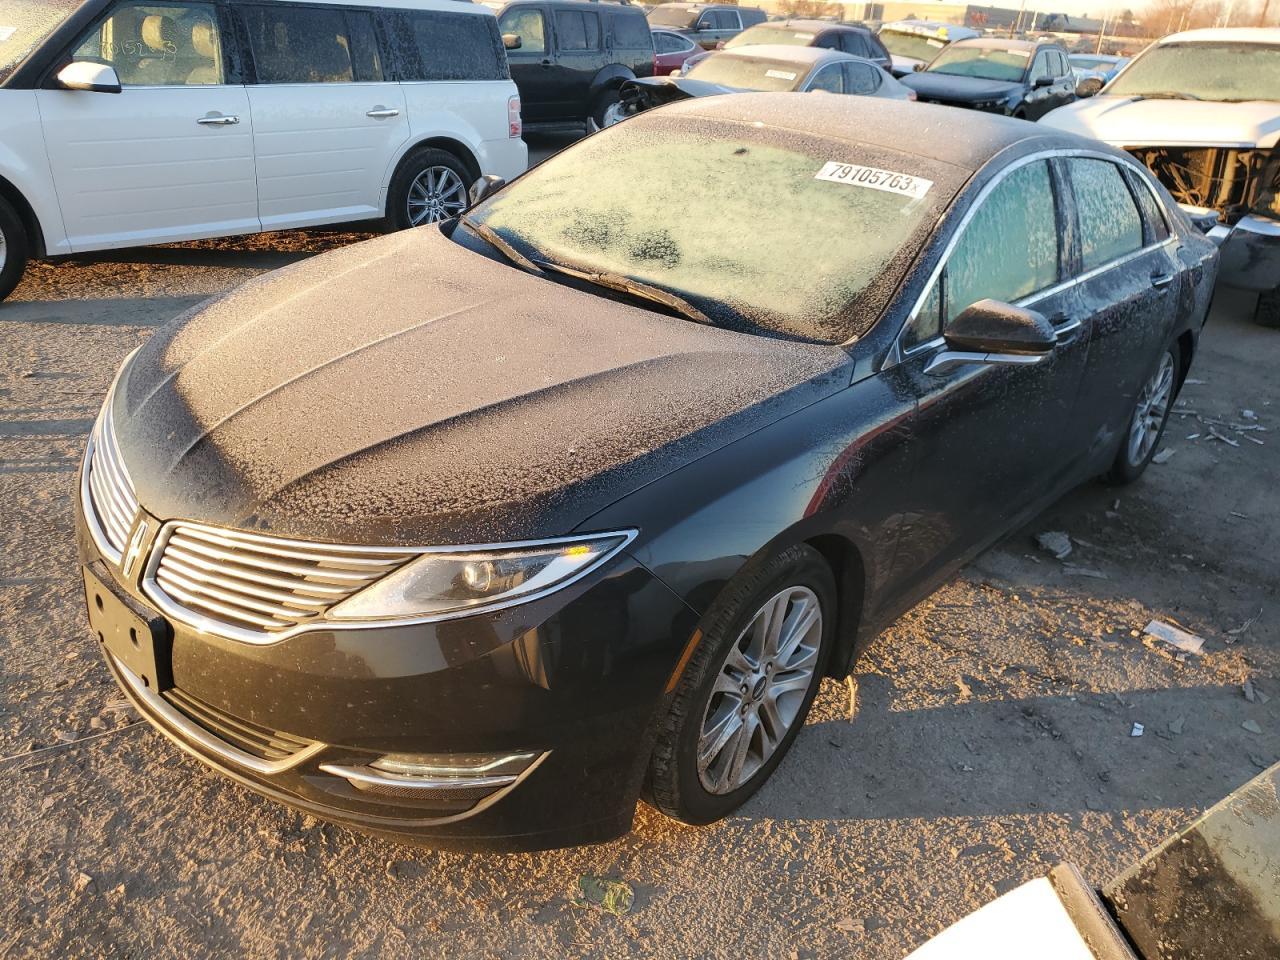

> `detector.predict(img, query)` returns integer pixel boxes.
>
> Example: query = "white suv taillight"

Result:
[508,96,522,138]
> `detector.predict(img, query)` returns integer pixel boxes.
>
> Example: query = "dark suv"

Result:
[900,37,1076,121]
[645,3,768,49]
[498,0,654,129]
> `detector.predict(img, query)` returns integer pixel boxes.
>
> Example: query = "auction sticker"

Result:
[0,27,16,41]
[765,69,797,81]
[814,162,933,200]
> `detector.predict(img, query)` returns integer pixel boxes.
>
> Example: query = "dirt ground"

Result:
[0,218,1276,959]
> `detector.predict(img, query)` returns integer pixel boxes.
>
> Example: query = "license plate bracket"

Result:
[84,564,173,692]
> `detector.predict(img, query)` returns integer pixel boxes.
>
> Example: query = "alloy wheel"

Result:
[601,102,627,127]
[1127,351,1175,466]
[696,586,822,795]
[0,226,6,273]
[406,166,467,226]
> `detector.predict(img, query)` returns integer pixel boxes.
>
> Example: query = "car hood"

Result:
[900,71,1022,103]
[1040,96,1280,147]
[624,75,743,101]
[113,229,849,546]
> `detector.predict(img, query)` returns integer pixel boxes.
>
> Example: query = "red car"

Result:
[651,28,701,75]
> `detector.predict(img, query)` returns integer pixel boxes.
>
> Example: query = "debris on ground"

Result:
[834,917,865,934]
[1151,448,1176,464]
[1242,720,1263,736]
[72,872,94,895]
[1143,620,1205,656]
[1244,680,1257,703]
[1168,717,1185,736]
[1250,755,1269,769]
[1207,428,1240,447]
[1035,531,1072,560]
[570,874,635,916]
[1063,565,1109,580]
[1130,723,1145,737]
[1227,608,1263,639]
[1242,409,1258,420]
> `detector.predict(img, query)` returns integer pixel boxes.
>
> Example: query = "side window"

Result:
[555,10,600,51]
[815,32,840,50]
[611,11,650,50]
[1125,168,1171,243]
[867,34,890,62]
[837,32,863,55]
[654,31,682,54]
[242,5,353,83]
[1028,51,1051,83]
[944,161,1060,325]
[1070,158,1145,270]
[905,275,944,349]
[72,1,223,86]
[844,61,880,95]
[806,63,843,93]
[1051,50,1068,76]
[711,9,738,30]
[498,8,545,55]
[346,11,382,82]
[404,11,507,80]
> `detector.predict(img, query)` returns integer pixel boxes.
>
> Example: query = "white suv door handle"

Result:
[196,115,239,125]
[366,107,400,119]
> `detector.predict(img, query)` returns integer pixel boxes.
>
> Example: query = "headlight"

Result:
[325,531,636,622]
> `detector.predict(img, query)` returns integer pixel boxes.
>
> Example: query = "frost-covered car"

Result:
[606,45,912,125]
[877,19,979,76]
[901,37,1077,120]
[79,95,1216,851]
[1042,28,1280,326]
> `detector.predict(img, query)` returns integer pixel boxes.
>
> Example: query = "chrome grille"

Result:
[162,686,315,763]
[144,523,417,641]
[83,405,139,563]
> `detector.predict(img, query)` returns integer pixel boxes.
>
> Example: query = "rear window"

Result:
[646,5,696,28]
[724,24,815,50]
[610,10,650,49]
[686,53,804,91]
[1069,158,1145,270]
[400,9,508,81]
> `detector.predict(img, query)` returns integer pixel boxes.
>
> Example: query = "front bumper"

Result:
[1211,214,1280,293]
[76,499,698,851]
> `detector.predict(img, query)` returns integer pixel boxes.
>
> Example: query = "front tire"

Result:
[386,147,472,230]
[0,195,30,303]
[591,86,622,129]
[1107,346,1177,484]
[647,544,836,825]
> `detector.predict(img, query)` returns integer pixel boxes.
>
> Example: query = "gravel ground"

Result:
[0,223,1276,959]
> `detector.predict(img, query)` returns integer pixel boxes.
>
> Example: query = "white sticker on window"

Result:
[765,69,797,81]
[0,27,16,42]
[926,37,944,48]
[815,162,933,199]
[793,32,815,39]
[1007,49,1032,58]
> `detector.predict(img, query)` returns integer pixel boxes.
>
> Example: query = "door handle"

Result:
[196,115,239,125]
[1051,316,1083,340]
[365,107,400,119]
[1150,272,1175,289]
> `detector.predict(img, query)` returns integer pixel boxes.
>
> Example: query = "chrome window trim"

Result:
[140,524,639,646]
[890,147,1181,365]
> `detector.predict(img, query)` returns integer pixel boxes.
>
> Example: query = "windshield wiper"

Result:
[533,260,714,326]
[459,215,544,276]
[1131,90,1203,101]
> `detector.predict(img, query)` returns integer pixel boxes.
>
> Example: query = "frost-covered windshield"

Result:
[646,6,697,28]
[879,29,948,63]
[684,53,808,90]
[468,116,954,343]
[1107,42,1280,102]
[926,44,1030,81]
[0,0,79,83]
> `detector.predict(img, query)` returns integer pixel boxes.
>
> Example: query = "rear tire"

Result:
[1255,289,1280,328]
[385,147,472,231]
[646,544,836,825]
[0,195,30,303]
[1106,346,1177,485]
[591,86,622,129]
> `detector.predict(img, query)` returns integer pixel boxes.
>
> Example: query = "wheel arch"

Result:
[804,533,868,679]
[0,174,46,258]
[589,64,638,102]
[388,136,482,192]
[1174,328,1195,392]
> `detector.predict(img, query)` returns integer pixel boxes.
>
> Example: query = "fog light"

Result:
[317,751,545,807]
[369,751,537,778]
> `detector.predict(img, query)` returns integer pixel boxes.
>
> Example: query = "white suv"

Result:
[0,0,527,300]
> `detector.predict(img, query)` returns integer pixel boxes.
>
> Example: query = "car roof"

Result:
[716,44,859,66]
[648,93,1104,173]
[880,20,978,36]
[749,19,867,34]
[1070,53,1123,60]
[505,0,640,8]
[950,37,1046,51]
[1160,27,1280,45]
[297,0,496,13]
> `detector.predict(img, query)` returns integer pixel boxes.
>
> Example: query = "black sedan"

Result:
[902,37,1076,119]
[77,96,1217,850]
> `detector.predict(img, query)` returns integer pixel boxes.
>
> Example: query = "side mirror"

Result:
[1033,75,1055,88]
[913,62,925,71]
[944,299,1057,356]
[1076,76,1103,97]
[468,174,506,208]
[55,61,122,94]
[502,33,522,50]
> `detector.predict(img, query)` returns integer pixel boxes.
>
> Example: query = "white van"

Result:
[0,0,527,299]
